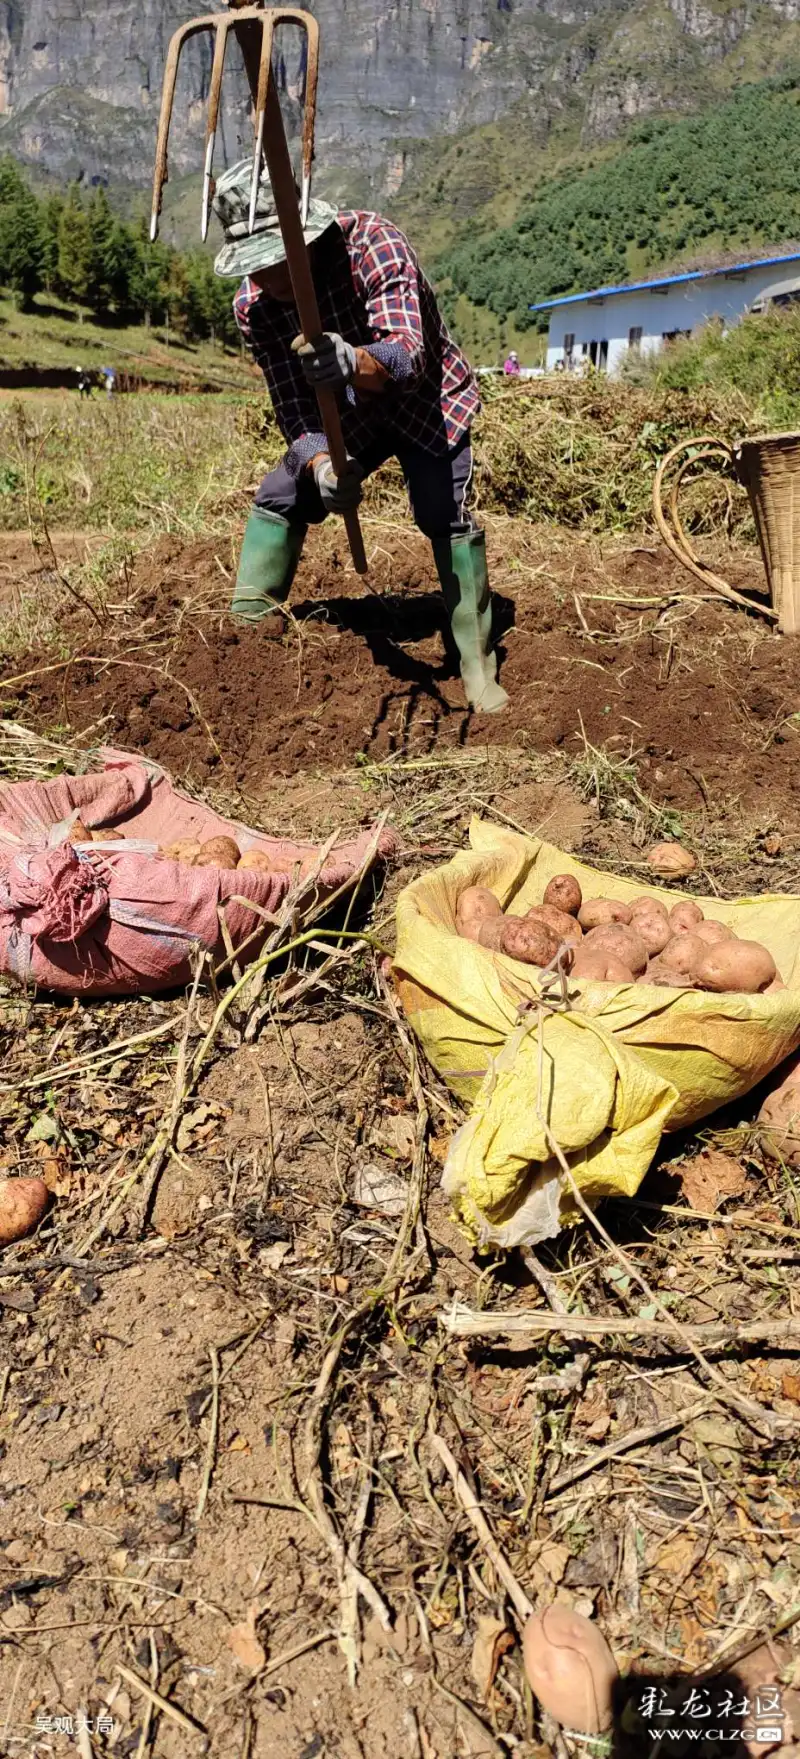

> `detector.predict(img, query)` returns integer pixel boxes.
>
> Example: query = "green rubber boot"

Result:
[232,508,305,622]
[433,528,509,714]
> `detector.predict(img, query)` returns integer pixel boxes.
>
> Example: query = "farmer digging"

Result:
[212,160,508,715]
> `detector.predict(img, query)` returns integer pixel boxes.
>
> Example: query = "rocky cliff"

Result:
[1,0,799,225]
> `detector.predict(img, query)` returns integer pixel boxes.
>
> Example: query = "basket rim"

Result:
[738,429,800,447]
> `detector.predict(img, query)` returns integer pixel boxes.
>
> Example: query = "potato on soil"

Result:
[669,900,704,933]
[160,839,202,865]
[194,836,241,870]
[67,818,91,842]
[758,1056,800,1166]
[0,1176,49,1246]
[523,1606,618,1735]
[646,841,696,877]
[456,886,502,942]
[578,898,632,930]
[584,922,648,975]
[571,948,634,983]
[237,850,273,873]
[696,939,776,994]
[526,903,583,944]
[500,917,561,967]
[543,874,582,917]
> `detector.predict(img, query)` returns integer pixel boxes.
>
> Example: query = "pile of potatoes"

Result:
[69,821,276,873]
[159,835,273,873]
[456,873,783,995]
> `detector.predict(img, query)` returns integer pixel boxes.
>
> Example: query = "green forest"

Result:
[0,157,239,345]
[438,75,800,331]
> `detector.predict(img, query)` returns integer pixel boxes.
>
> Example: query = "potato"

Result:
[641,957,689,988]
[571,948,634,983]
[758,1057,800,1166]
[658,932,706,980]
[194,836,241,870]
[578,898,632,931]
[646,841,697,877]
[456,886,502,943]
[626,905,670,956]
[237,850,273,873]
[90,828,125,843]
[543,874,582,917]
[160,839,202,865]
[0,1176,49,1246]
[696,939,776,994]
[476,917,507,951]
[630,894,668,919]
[67,817,91,842]
[500,917,561,967]
[526,904,583,944]
[584,923,648,976]
[669,900,704,933]
[522,1606,618,1735]
[694,919,735,946]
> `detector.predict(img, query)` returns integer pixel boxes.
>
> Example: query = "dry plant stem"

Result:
[295,989,430,1655]
[430,1671,507,1759]
[114,1662,205,1737]
[134,1633,159,1759]
[531,1007,777,1434]
[440,1304,800,1349]
[0,1018,177,1095]
[196,1343,221,1523]
[217,1629,338,1706]
[75,1709,93,1759]
[339,1406,375,1685]
[427,1427,534,1625]
[546,1398,710,1495]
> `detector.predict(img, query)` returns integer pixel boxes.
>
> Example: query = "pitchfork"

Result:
[150,2,368,575]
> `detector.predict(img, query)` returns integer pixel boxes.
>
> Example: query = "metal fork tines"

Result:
[149,5,320,244]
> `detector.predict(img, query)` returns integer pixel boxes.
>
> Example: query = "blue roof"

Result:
[528,249,800,312]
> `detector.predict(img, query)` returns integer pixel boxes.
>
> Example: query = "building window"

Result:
[588,340,598,366]
[628,326,642,352]
[662,329,691,346]
[599,339,609,369]
[563,332,575,363]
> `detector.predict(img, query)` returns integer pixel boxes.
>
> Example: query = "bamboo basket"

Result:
[653,430,800,632]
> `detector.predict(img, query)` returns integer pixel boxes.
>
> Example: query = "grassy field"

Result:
[0,290,256,391]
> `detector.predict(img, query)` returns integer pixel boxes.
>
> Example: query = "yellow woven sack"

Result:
[393,821,800,1247]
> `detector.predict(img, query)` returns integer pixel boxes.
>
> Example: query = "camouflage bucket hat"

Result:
[213,158,338,278]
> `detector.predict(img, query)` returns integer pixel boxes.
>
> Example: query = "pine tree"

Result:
[85,185,116,314]
[0,156,43,308]
[40,194,65,292]
[57,184,93,307]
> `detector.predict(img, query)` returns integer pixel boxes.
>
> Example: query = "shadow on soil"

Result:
[292,588,516,756]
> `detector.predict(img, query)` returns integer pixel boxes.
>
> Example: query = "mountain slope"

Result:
[2,0,800,221]
[433,75,800,354]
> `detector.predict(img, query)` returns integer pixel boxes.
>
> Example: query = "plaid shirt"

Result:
[233,211,479,467]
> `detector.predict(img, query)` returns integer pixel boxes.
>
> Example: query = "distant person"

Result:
[210,158,507,713]
[503,350,521,377]
[101,366,116,399]
[76,367,93,399]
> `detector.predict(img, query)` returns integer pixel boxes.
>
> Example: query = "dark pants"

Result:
[254,431,475,541]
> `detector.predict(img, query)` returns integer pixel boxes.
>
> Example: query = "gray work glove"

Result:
[313,455,363,515]
[292,330,358,388]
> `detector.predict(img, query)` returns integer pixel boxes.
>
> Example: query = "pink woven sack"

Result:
[0,748,398,997]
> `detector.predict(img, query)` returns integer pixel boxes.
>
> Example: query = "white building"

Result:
[533,250,800,374]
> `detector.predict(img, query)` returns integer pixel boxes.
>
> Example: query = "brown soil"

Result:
[5,519,800,827]
[4,518,800,1756]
